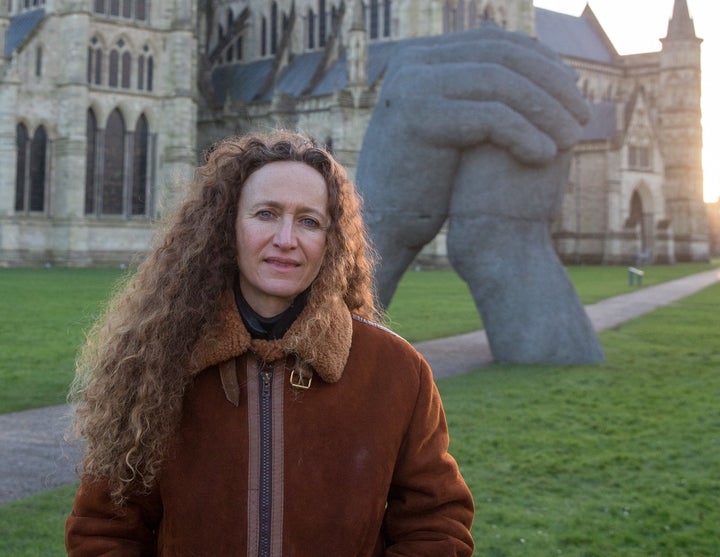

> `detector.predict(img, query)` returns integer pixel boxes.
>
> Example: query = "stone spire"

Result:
[665,0,697,40]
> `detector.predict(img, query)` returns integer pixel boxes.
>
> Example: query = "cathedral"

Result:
[0,0,709,265]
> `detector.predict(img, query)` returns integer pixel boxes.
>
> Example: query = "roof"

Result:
[211,7,623,106]
[534,7,614,63]
[5,9,46,58]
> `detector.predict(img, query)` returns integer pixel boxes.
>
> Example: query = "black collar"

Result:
[233,282,311,340]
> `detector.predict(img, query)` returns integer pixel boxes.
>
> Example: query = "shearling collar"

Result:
[190,288,353,384]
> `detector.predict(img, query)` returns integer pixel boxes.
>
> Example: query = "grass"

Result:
[0,261,719,555]
[440,283,720,556]
[0,268,126,413]
[385,260,718,341]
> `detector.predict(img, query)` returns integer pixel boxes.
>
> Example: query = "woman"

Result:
[65,130,474,556]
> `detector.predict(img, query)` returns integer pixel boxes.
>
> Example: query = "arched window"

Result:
[29,126,47,212]
[307,8,315,49]
[271,2,278,54]
[135,0,146,20]
[227,8,234,30]
[35,45,42,76]
[14,124,28,212]
[108,38,130,89]
[103,109,125,215]
[383,0,392,37]
[261,16,267,56]
[122,0,131,18]
[137,54,145,89]
[370,0,379,39]
[318,0,327,47]
[88,37,103,85]
[94,0,105,12]
[85,109,97,215]
[109,50,119,87]
[110,0,120,16]
[146,55,154,91]
[132,114,149,215]
[121,51,131,88]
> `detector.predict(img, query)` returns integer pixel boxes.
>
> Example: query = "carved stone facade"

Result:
[0,0,709,265]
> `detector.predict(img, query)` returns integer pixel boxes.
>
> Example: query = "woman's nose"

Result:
[273,217,297,248]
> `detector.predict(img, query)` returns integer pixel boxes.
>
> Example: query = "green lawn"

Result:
[2,281,719,555]
[385,261,718,341]
[0,268,127,413]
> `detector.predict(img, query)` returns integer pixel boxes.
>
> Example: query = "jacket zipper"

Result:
[258,362,274,557]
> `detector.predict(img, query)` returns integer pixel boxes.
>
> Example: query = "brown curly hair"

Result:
[70,130,379,503]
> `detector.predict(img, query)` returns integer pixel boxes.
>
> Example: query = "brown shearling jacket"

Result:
[66,292,475,556]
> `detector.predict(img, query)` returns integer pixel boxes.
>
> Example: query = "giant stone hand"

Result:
[356,25,605,364]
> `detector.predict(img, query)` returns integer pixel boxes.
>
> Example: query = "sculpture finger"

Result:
[402,98,558,165]
[394,29,590,125]
[434,63,584,150]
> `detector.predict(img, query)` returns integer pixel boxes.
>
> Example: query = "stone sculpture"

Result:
[356,26,605,364]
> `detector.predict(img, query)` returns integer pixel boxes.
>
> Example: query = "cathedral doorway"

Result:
[626,188,654,262]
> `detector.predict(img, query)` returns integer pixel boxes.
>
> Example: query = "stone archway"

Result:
[625,187,654,262]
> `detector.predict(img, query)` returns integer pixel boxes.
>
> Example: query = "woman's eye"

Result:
[300,217,320,229]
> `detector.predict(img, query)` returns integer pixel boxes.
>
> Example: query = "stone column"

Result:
[157,3,198,215]
[0,68,19,216]
[52,9,90,219]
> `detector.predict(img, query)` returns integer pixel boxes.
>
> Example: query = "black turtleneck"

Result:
[233,282,311,340]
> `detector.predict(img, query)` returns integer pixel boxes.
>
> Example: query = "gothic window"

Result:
[383,0,391,37]
[109,50,119,87]
[132,115,149,215]
[137,54,145,89]
[85,110,97,215]
[88,37,103,85]
[146,55,154,91]
[227,8,234,30]
[14,124,28,212]
[121,51,131,88]
[628,146,651,170]
[109,39,130,89]
[135,0,146,21]
[35,46,42,76]
[261,16,267,56]
[103,109,125,215]
[370,0,379,39]
[95,0,145,20]
[307,8,315,49]
[29,126,47,212]
[271,2,278,54]
[318,0,327,47]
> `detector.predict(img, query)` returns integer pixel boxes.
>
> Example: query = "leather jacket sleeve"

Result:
[65,477,162,556]
[383,356,475,556]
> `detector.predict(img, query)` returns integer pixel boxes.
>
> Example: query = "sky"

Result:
[533,0,719,203]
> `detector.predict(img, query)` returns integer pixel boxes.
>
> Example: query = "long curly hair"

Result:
[70,130,379,503]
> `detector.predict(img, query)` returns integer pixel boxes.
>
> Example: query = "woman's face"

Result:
[235,161,330,317]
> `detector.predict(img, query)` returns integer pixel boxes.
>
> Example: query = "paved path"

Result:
[2,268,719,505]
